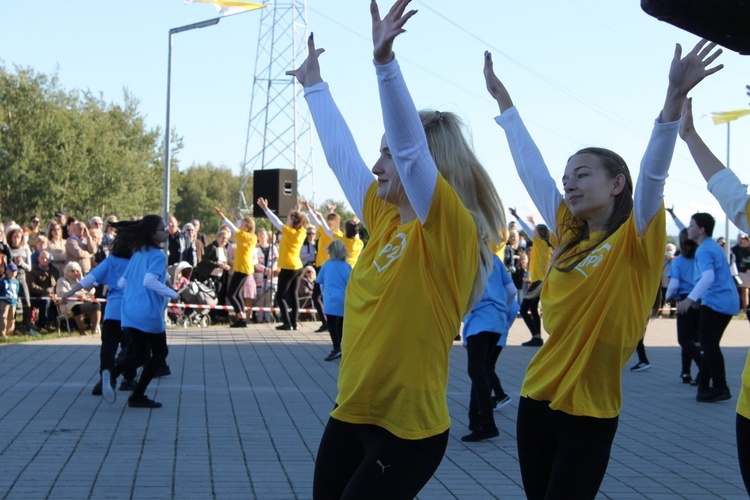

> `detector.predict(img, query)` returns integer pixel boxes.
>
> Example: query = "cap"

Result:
[54,210,67,217]
[6,263,17,271]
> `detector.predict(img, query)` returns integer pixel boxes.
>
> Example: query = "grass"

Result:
[0,321,83,345]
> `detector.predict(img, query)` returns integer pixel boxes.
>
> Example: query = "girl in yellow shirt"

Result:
[287,1,505,497]
[485,40,723,499]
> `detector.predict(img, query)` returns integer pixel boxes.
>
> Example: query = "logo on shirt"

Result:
[574,243,611,278]
[373,233,406,273]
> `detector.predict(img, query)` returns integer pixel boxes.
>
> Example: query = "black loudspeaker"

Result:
[642,0,750,55]
[253,169,298,218]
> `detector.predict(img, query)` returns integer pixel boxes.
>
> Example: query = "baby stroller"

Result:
[167,262,218,328]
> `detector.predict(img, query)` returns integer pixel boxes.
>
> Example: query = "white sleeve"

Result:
[687,268,715,302]
[707,168,750,234]
[665,278,680,301]
[375,57,438,225]
[516,217,534,238]
[144,273,179,300]
[633,118,679,236]
[264,209,284,231]
[307,211,333,238]
[222,217,238,235]
[495,107,561,233]
[78,273,98,290]
[304,82,373,221]
[672,216,686,232]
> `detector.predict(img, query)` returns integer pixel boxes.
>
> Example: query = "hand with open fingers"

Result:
[285,33,324,88]
[371,0,417,65]
[526,215,536,225]
[508,207,518,218]
[256,197,268,212]
[214,206,225,219]
[483,50,513,112]
[668,39,723,98]
[678,98,697,141]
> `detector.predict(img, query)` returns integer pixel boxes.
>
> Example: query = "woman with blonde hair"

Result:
[287,1,505,495]
[484,38,722,498]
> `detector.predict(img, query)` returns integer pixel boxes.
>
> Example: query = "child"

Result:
[0,263,20,337]
[316,240,350,361]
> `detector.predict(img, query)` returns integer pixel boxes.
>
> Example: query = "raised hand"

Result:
[662,39,723,122]
[299,199,311,212]
[326,202,336,213]
[285,33,325,88]
[214,206,225,219]
[256,197,269,212]
[371,0,417,65]
[678,98,697,141]
[508,206,518,218]
[483,51,513,113]
[526,215,536,225]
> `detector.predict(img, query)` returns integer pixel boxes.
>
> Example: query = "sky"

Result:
[2,1,750,239]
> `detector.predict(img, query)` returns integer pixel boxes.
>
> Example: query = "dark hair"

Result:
[678,228,697,259]
[109,232,133,259]
[344,220,359,239]
[287,210,308,230]
[691,212,715,237]
[110,215,164,252]
[552,147,633,272]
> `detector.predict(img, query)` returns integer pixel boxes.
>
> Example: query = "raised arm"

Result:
[633,40,723,236]
[287,36,372,221]
[213,207,238,235]
[484,52,560,231]
[666,206,686,232]
[371,0,437,224]
[256,197,284,231]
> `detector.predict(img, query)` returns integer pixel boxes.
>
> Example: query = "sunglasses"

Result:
[31,219,40,223]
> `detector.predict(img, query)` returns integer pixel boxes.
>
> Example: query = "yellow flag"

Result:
[710,109,750,125]
[184,0,265,17]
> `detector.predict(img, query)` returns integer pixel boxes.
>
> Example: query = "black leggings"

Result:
[276,268,302,327]
[466,332,501,430]
[520,281,541,336]
[697,305,732,390]
[676,305,702,375]
[112,328,168,399]
[517,397,618,500]
[100,320,136,380]
[313,417,448,499]
[738,413,750,494]
[312,268,326,327]
[488,345,506,399]
[226,271,249,316]
[327,315,343,350]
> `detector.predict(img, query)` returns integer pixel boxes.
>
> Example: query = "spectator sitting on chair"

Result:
[56,261,101,336]
[27,250,59,331]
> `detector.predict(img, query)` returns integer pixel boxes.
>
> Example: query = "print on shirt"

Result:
[574,243,611,278]
[373,233,406,273]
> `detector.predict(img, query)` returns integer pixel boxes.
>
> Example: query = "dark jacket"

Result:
[195,240,224,281]
[27,264,60,297]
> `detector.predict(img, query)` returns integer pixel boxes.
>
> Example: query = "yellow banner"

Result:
[185,0,265,16]
[710,109,750,125]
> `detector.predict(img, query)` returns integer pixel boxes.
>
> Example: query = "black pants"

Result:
[111,328,168,399]
[697,305,732,390]
[226,271,249,316]
[312,270,326,327]
[276,268,303,327]
[737,413,750,494]
[635,338,649,364]
[466,332,501,430]
[488,345,506,399]
[327,315,343,351]
[313,417,448,499]
[676,305,702,375]
[29,297,56,328]
[517,397,618,500]
[520,281,541,336]
[100,320,136,380]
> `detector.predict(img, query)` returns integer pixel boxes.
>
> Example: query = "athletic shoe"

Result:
[101,369,116,404]
[630,362,651,372]
[229,319,248,328]
[522,337,543,347]
[324,350,342,361]
[680,373,692,384]
[315,325,329,333]
[461,426,499,442]
[26,328,39,337]
[275,324,292,331]
[91,380,102,396]
[119,378,138,391]
[493,394,511,411]
[154,364,171,378]
[696,387,731,403]
[128,395,162,408]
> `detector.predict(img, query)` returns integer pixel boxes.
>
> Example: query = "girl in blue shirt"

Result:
[666,228,702,384]
[101,216,179,409]
[316,239,351,361]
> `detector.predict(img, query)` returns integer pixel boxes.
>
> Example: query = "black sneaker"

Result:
[461,426,499,442]
[229,319,248,328]
[315,325,329,332]
[101,369,116,404]
[522,337,543,347]
[91,380,103,396]
[680,373,692,384]
[630,362,651,372]
[128,395,162,408]
[324,350,342,361]
[493,394,511,411]
[276,324,292,331]
[119,378,138,391]
[696,386,731,403]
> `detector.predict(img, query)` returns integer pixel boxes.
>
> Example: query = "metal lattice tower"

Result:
[239,0,314,214]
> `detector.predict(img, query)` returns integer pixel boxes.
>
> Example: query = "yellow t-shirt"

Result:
[316,229,343,268]
[278,225,306,270]
[332,175,478,440]
[521,202,666,418]
[528,235,553,283]
[739,200,750,419]
[233,231,257,275]
[338,235,364,268]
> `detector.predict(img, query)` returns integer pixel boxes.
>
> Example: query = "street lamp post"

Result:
[163,17,220,246]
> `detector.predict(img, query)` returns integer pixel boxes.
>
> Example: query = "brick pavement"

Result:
[1,317,748,499]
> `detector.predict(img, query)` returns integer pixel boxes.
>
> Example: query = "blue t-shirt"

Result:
[668,255,697,299]
[122,247,169,333]
[316,259,351,317]
[85,256,130,322]
[0,278,20,306]
[463,255,510,343]
[695,238,739,316]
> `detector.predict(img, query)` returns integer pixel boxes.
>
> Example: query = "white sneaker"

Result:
[101,369,116,404]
